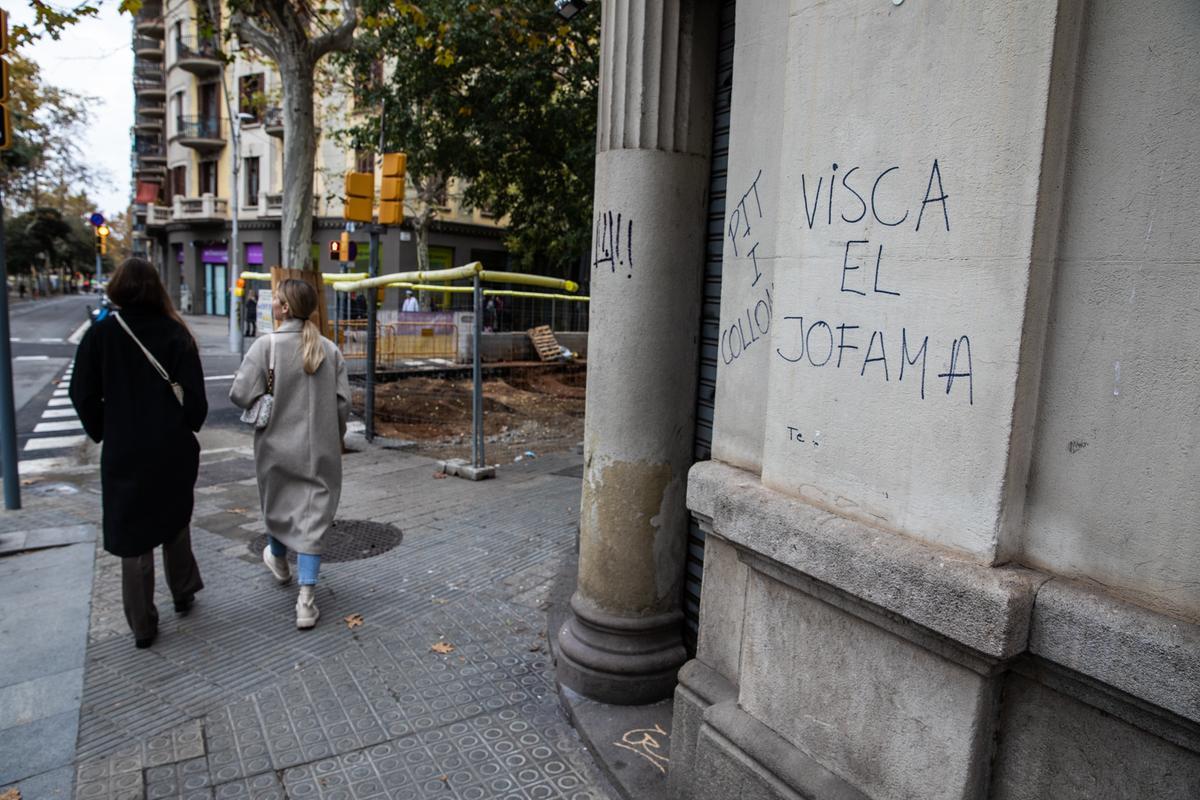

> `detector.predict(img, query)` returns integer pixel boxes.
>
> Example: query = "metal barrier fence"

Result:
[335,319,458,368]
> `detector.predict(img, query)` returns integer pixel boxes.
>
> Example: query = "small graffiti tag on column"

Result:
[593,210,634,278]
[613,724,670,774]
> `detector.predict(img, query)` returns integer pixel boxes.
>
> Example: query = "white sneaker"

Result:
[263,545,291,584]
[296,585,320,629]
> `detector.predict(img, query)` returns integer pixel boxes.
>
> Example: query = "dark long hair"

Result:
[106,257,195,347]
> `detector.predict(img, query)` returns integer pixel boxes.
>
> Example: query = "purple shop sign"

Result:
[200,244,228,264]
[245,243,264,265]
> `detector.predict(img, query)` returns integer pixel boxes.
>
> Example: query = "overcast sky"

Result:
[12,2,133,218]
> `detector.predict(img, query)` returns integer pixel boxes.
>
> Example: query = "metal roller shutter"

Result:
[684,0,736,656]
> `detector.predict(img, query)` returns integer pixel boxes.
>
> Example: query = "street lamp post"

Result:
[229,110,255,355]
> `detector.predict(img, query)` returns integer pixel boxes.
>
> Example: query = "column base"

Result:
[555,594,687,706]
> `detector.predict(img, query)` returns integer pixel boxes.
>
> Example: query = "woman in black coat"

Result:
[70,257,208,648]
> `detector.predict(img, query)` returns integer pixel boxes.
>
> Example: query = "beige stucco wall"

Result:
[708,0,788,475]
[1021,0,1200,621]
[712,0,1074,561]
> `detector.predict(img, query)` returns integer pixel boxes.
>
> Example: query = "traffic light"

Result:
[329,235,357,262]
[379,153,406,226]
[343,171,373,223]
[0,9,11,152]
[96,224,110,255]
[234,277,245,298]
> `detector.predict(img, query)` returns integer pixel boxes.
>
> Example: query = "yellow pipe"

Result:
[479,271,579,292]
[483,290,590,302]
[337,281,589,302]
[239,271,368,284]
[333,262,483,292]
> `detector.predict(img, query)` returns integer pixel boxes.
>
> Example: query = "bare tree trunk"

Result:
[279,55,317,270]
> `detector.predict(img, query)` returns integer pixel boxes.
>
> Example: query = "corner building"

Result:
[559,2,1200,798]
[130,0,507,315]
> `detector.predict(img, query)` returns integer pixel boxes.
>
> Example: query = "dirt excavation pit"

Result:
[352,365,586,463]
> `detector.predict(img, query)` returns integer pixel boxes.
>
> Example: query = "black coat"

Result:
[70,309,208,557]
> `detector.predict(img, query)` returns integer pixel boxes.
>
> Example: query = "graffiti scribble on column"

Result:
[593,210,634,278]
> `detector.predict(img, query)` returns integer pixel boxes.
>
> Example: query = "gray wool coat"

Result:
[230,319,350,555]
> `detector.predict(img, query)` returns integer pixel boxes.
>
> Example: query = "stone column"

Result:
[556,0,719,706]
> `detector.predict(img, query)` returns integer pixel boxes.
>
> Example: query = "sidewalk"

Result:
[0,321,615,799]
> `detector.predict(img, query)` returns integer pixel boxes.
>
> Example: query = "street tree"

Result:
[218,0,358,271]
[0,53,100,214]
[4,206,94,274]
[342,0,600,273]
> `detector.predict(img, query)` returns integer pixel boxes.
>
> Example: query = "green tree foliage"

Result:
[342,0,600,273]
[0,52,100,214]
[11,0,141,46]
[4,206,94,273]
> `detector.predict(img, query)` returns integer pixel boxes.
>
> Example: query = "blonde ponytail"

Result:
[277,278,326,375]
[300,318,326,375]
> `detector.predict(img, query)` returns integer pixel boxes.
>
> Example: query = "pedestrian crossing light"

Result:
[343,171,374,223]
[379,153,406,226]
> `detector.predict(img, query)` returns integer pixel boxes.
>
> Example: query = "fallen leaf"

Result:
[0,788,21,800]
[529,642,542,652]
[344,613,364,629]
[229,507,249,514]
[19,479,36,486]
[433,472,447,479]
[430,641,455,654]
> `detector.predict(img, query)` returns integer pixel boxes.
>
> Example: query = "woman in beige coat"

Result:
[230,279,350,629]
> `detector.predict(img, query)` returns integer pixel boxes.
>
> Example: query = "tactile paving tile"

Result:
[144,755,212,799]
[210,771,286,800]
[205,655,399,782]
[73,448,611,797]
[74,748,143,800]
[282,709,605,800]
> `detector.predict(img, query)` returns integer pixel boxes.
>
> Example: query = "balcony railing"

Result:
[174,35,223,73]
[173,194,228,221]
[175,115,222,140]
[133,68,165,87]
[135,141,166,157]
[133,36,164,58]
[262,192,321,217]
[146,204,172,227]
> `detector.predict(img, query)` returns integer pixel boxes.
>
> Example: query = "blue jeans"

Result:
[267,536,321,586]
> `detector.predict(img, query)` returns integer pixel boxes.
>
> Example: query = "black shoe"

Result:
[174,594,195,616]
[135,630,157,649]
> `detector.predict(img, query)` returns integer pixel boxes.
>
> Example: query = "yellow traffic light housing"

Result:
[343,171,374,223]
[379,153,406,226]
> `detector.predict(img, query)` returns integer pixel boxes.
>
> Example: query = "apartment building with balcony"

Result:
[130,0,509,317]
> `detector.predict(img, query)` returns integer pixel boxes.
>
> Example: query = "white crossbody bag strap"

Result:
[113,311,171,383]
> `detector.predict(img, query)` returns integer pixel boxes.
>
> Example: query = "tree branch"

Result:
[230,11,280,61]
[310,0,358,61]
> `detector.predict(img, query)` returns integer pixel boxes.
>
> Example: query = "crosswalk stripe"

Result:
[34,420,83,433]
[24,435,86,452]
[19,456,76,474]
[48,398,72,407]
[41,408,77,419]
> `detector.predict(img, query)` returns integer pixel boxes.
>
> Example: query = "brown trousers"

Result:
[121,528,204,639]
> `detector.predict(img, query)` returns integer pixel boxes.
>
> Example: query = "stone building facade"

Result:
[558,1,1200,798]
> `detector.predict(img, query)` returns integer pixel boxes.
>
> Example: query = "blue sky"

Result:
[11,1,133,218]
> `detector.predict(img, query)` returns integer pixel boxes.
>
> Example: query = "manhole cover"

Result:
[248,519,403,563]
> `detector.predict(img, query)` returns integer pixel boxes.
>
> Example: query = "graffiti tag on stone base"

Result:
[613,724,670,775]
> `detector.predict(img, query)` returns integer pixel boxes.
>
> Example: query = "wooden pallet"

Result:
[527,325,563,362]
